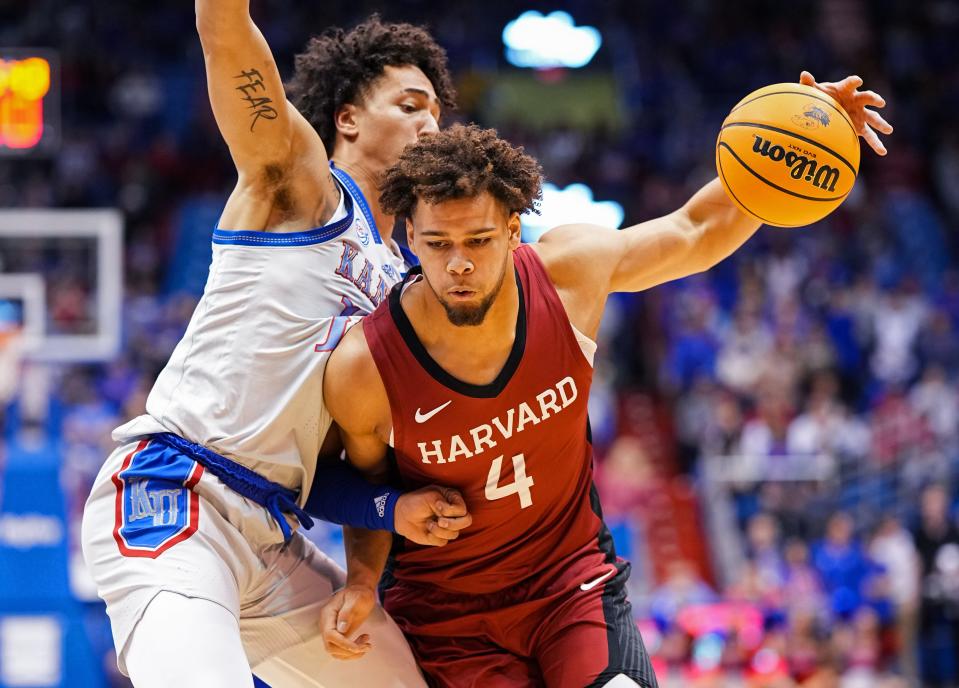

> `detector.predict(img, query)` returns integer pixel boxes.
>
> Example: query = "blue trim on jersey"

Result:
[152,433,313,541]
[212,177,355,247]
[331,162,383,245]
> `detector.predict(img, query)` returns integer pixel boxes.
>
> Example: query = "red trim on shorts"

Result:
[111,440,205,559]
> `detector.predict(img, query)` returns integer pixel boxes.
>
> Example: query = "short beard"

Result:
[436,264,508,328]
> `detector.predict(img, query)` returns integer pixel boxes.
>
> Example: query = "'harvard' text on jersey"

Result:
[364,245,616,594]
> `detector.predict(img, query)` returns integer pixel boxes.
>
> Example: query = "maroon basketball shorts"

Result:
[382,553,658,688]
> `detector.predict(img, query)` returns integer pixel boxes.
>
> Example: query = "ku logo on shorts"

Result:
[111,439,204,558]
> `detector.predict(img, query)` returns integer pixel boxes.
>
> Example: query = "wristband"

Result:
[304,460,401,531]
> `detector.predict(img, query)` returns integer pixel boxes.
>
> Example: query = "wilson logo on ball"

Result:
[751,135,841,192]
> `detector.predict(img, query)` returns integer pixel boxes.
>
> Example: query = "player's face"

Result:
[337,65,441,172]
[408,193,522,327]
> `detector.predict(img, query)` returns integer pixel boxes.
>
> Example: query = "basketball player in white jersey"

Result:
[81,6,464,687]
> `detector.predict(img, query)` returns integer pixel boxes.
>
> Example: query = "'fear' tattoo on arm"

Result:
[234,68,278,132]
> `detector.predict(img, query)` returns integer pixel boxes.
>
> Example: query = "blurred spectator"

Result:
[870,285,927,386]
[699,388,743,458]
[869,516,920,683]
[650,560,718,624]
[595,435,659,519]
[781,539,826,621]
[909,364,959,450]
[786,371,847,460]
[870,387,936,471]
[740,393,793,482]
[812,513,872,619]
[665,295,719,393]
[745,513,785,591]
[918,309,959,374]
[716,306,773,396]
[913,483,959,688]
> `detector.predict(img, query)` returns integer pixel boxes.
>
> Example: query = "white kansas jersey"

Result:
[114,168,407,498]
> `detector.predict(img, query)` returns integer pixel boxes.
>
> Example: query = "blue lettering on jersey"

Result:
[334,244,387,306]
[355,261,373,298]
[335,245,359,282]
[112,440,203,558]
[315,316,351,352]
[339,295,362,317]
[373,277,389,306]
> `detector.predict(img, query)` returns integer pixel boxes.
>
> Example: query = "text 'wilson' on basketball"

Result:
[751,135,841,192]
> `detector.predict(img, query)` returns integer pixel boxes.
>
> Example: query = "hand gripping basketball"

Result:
[799,72,893,157]
[716,74,891,227]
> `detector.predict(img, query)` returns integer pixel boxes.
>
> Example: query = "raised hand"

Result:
[800,71,893,156]
[394,485,473,546]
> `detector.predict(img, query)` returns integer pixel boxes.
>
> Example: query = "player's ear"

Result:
[507,212,522,249]
[335,103,360,141]
[406,217,415,248]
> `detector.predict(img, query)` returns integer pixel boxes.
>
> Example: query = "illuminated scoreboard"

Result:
[0,50,59,156]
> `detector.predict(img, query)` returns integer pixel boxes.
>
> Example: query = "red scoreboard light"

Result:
[0,51,59,156]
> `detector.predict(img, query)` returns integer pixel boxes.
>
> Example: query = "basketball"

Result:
[716,83,860,227]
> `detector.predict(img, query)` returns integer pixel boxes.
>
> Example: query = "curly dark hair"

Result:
[379,124,543,220]
[287,15,457,156]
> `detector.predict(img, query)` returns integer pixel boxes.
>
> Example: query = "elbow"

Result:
[195,6,217,42]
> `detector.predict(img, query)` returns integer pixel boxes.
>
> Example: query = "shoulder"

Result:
[529,223,616,291]
[324,321,390,437]
[526,225,615,338]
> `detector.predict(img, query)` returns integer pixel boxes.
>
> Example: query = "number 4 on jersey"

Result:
[485,454,534,509]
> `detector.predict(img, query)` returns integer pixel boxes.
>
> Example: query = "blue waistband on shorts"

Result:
[151,433,313,541]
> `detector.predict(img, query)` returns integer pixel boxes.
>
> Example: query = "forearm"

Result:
[606,178,762,292]
[343,526,392,589]
[679,177,762,273]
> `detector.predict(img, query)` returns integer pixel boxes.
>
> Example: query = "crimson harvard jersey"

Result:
[364,244,615,594]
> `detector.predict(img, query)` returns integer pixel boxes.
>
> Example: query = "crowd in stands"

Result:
[2,0,958,685]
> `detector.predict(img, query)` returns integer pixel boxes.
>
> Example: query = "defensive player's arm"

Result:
[195,0,338,229]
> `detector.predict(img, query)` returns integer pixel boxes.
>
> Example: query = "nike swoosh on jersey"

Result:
[415,400,453,423]
[580,566,617,591]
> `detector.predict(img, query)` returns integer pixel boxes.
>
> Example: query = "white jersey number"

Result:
[485,454,534,509]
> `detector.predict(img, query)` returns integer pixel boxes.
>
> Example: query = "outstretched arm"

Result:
[195,0,338,229]
[535,74,892,337]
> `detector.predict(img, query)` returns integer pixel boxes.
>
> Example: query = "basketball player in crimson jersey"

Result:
[320,75,890,686]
